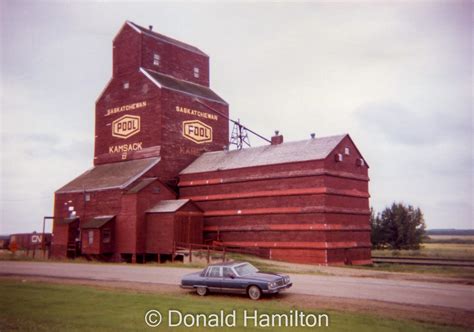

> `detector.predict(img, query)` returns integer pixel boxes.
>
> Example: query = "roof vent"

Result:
[149,25,153,31]
[310,133,316,139]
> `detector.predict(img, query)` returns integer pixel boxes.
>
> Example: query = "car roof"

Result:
[207,261,247,267]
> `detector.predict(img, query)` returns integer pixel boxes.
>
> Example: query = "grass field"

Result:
[425,235,474,244]
[368,242,474,278]
[372,243,474,260]
[352,263,474,279]
[0,280,466,332]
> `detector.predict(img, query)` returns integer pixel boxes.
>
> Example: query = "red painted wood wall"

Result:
[179,136,371,265]
[146,203,203,254]
[53,22,371,266]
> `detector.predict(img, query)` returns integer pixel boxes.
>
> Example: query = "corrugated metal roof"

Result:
[180,135,346,174]
[57,217,79,225]
[141,68,227,105]
[81,216,115,229]
[126,177,158,194]
[127,21,208,57]
[146,199,190,213]
[56,157,160,194]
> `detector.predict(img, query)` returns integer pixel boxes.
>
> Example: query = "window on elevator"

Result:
[153,53,160,66]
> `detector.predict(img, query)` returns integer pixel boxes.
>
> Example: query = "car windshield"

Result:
[234,263,258,276]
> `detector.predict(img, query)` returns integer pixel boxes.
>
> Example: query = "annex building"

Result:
[52,21,371,265]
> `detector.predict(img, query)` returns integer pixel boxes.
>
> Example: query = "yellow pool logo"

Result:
[182,120,213,144]
[112,115,141,139]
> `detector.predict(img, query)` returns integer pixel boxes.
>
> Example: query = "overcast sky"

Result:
[1,1,472,234]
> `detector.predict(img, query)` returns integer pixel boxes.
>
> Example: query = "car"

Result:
[180,261,292,300]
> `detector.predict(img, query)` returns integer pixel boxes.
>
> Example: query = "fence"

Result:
[173,241,270,264]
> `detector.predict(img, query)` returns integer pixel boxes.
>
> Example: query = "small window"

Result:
[84,193,91,202]
[88,230,94,245]
[123,81,129,89]
[102,229,111,244]
[344,147,350,155]
[193,67,200,78]
[153,53,160,66]
[207,266,221,278]
[223,267,233,278]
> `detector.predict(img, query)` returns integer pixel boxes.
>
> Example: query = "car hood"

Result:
[240,272,286,282]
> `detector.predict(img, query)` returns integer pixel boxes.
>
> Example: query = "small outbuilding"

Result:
[146,199,203,262]
[80,216,115,256]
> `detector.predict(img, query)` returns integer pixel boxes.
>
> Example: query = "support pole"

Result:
[42,216,55,259]
[189,244,192,263]
[42,217,46,257]
[172,241,175,263]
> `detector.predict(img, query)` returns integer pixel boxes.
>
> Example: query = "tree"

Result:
[371,203,426,250]
[370,208,384,249]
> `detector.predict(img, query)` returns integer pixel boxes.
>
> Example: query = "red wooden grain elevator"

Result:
[52,21,371,265]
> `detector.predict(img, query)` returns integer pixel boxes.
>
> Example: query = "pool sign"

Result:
[112,115,141,139]
[182,120,213,144]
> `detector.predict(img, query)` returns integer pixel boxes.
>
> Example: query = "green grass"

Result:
[3,242,473,280]
[363,243,474,279]
[228,251,474,280]
[0,250,49,261]
[349,263,474,279]
[372,243,474,261]
[0,280,465,332]
[425,235,474,245]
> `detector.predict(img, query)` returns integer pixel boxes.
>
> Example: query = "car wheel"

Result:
[196,286,208,296]
[247,285,262,300]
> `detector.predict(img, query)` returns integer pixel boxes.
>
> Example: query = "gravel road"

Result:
[1,261,472,311]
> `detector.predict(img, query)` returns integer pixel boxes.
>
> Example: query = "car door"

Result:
[205,266,223,292]
[220,267,244,294]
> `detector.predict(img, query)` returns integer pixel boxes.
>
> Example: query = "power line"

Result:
[193,98,271,147]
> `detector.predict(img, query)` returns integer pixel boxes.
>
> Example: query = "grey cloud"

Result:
[354,101,471,146]
[9,133,58,144]
[2,133,92,159]
[355,102,431,145]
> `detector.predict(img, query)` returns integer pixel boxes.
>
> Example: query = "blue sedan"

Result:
[180,261,292,300]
